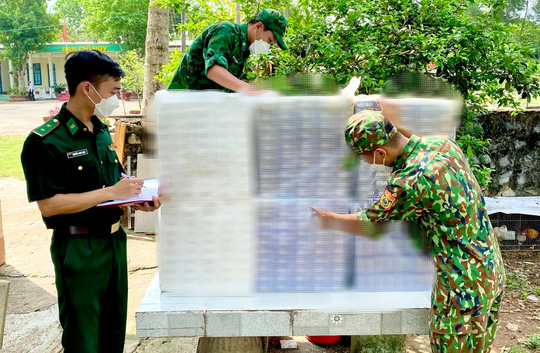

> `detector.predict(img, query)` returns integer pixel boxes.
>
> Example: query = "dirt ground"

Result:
[1,100,539,352]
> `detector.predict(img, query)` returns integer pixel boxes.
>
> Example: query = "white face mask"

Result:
[87,85,120,118]
[370,152,393,191]
[370,151,393,174]
[249,28,271,55]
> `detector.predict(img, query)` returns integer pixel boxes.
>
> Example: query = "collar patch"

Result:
[67,118,79,135]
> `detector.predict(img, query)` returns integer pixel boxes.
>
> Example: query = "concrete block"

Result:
[136,312,169,330]
[169,328,205,336]
[329,313,381,335]
[136,328,171,338]
[0,280,9,349]
[292,312,330,335]
[206,312,241,336]
[381,311,402,335]
[168,312,204,329]
[293,311,328,327]
[401,309,429,335]
[240,311,292,336]
[293,325,330,336]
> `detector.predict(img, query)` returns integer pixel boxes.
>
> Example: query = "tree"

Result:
[53,0,92,42]
[117,49,145,108]
[80,0,150,53]
[0,0,54,94]
[496,0,540,64]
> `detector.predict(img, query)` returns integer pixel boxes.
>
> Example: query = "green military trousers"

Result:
[51,227,128,353]
[429,271,504,353]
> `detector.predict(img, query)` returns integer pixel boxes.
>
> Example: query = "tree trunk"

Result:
[197,337,264,353]
[16,65,25,94]
[518,0,529,42]
[142,2,169,115]
[181,12,186,53]
[142,2,169,154]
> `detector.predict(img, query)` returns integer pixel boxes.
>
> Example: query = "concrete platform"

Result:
[136,274,431,338]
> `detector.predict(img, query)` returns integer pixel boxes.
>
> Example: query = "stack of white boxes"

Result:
[154,91,255,295]
[252,96,357,292]
[153,91,455,296]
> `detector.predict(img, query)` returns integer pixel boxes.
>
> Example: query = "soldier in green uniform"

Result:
[168,8,288,92]
[20,50,162,353]
[312,110,505,352]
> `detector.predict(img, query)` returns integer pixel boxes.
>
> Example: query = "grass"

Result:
[506,331,540,353]
[0,135,25,180]
[508,346,531,353]
[524,332,540,350]
[504,268,540,299]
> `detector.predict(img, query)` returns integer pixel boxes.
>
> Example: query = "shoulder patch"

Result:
[379,188,397,210]
[32,118,60,137]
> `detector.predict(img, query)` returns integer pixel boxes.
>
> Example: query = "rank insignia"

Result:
[32,118,60,137]
[67,149,88,159]
[67,118,79,135]
[108,144,117,151]
[380,188,397,210]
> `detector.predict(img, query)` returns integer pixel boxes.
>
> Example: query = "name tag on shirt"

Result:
[67,149,88,159]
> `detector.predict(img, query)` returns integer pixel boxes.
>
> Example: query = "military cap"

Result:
[345,110,397,154]
[255,9,288,50]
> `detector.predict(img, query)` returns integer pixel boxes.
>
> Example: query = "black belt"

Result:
[55,221,121,235]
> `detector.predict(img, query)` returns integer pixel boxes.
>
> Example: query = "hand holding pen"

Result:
[121,173,146,189]
[111,173,145,200]
[122,173,161,211]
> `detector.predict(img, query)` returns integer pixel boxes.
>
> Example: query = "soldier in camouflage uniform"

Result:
[312,110,505,352]
[168,8,287,92]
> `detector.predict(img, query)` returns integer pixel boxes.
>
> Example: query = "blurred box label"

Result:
[354,99,380,113]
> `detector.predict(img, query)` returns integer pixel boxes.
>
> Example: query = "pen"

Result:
[121,173,146,189]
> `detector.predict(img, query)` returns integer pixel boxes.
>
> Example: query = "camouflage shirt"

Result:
[357,135,505,332]
[168,21,250,92]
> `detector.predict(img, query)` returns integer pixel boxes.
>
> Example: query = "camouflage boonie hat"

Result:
[345,110,398,154]
[255,9,288,50]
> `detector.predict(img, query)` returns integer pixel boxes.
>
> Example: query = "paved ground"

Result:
[0,99,142,136]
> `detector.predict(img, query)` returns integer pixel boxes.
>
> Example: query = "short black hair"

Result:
[248,16,270,31]
[64,50,125,95]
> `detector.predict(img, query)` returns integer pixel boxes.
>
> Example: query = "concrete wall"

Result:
[479,110,540,197]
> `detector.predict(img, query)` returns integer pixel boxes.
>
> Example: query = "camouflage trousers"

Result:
[429,288,503,353]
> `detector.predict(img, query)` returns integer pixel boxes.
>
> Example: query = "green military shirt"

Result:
[357,135,505,333]
[21,104,124,229]
[168,21,250,92]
